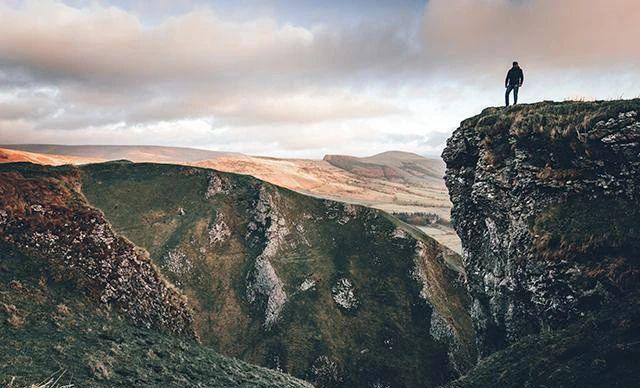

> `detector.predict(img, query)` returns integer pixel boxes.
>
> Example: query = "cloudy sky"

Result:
[1,0,639,158]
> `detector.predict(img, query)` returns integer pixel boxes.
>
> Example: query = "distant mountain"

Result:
[0,146,460,253]
[195,151,450,216]
[0,147,102,165]
[0,144,231,163]
[323,151,445,185]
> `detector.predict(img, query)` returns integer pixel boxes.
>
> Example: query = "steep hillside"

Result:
[0,164,311,387]
[1,144,231,163]
[79,161,475,387]
[442,100,640,386]
[443,295,640,388]
[0,164,195,338]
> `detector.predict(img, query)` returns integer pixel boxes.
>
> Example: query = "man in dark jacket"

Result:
[505,61,524,106]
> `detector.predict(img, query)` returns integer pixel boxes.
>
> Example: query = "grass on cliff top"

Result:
[0,240,310,388]
[473,98,640,136]
[466,99,640,168]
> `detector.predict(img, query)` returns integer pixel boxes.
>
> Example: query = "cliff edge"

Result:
[441,100,640,386]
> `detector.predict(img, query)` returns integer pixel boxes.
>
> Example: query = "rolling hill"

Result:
[0,144,231,163]
[0,147,103,165]
[323,151,445,185]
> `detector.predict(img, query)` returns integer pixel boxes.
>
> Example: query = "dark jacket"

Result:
[506,67,524,87]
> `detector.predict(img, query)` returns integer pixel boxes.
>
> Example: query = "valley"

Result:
[79,161,474,387]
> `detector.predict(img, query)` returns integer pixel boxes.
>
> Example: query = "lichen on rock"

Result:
[208,213,231,245]
[310,356,342,387]
[204,172,230,199]
[392,227,408,239]
[163,248,193,286]
[331,278,358,310]
[299,278,316,292]
[323,200,359,223]
[337,203,358,225]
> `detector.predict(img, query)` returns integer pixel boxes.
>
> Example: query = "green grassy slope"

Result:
[79,161,475,388]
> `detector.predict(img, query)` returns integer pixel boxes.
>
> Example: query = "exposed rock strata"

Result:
[413,240,476,373]
[246,186,288,328]
[331,278,358,310]
[208,213,231,245]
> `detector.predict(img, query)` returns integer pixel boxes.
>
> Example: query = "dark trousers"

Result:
[505,85,519,106]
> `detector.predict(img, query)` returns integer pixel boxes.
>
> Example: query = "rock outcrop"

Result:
[443,100,640,357]
[246,186,289,329]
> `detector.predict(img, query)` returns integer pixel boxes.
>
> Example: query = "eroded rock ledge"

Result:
[443,100,640,357]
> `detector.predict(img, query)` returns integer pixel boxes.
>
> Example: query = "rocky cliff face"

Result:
[442,100,640,357]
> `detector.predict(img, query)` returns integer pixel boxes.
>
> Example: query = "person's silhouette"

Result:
[505,61,524,107]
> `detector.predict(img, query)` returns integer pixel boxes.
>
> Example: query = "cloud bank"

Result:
[423,0,640,70]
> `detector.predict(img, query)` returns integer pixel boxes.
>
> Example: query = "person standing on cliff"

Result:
[505,61,524,107]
